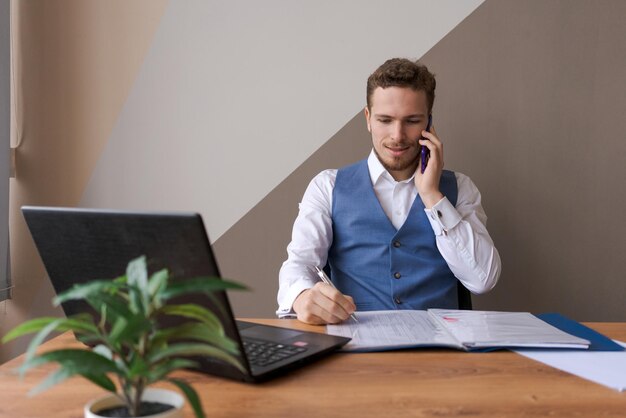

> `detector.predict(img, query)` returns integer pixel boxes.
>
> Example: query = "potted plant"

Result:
[2,255,246,418]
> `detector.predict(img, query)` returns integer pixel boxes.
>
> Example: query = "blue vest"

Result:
[328,159,459,311]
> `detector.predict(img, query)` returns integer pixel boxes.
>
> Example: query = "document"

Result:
[515,341,626,392]
[326,309,591,352]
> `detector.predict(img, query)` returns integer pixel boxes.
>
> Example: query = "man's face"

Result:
[365,86,430,181]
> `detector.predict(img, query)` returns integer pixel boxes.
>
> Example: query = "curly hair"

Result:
[366,58,436,112]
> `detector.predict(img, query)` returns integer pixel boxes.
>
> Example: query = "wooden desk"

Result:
[1,320,626,418]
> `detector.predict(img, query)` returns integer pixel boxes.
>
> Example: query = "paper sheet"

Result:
[515,341,626,391]
[326,310,459,351]
[429,309,590,348]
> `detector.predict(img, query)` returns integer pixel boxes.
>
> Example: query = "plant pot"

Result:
[84,388,185,418]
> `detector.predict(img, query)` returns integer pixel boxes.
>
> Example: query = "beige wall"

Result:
[1,0,168,361]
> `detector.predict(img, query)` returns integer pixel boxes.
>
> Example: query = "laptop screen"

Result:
[21,206,249,374]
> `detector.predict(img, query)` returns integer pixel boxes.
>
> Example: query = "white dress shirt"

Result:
[277,150,501,318]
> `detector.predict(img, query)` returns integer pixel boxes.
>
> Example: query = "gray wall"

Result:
[421,0,626,320]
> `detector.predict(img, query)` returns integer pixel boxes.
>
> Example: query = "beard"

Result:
[373,144,420,175]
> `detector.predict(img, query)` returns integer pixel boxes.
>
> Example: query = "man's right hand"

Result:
[292,282,356,325]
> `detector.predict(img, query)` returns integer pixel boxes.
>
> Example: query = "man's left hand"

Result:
[414,125,445,209]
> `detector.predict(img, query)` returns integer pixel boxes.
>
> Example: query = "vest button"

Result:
[393,241,401,248]
[394,272,401,279]
[394,297,402,304]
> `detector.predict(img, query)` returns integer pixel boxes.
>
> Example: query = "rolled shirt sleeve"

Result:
[423,173,501,294]
[276,170,336,317]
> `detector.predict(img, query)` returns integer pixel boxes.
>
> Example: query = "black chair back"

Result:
[457,281,473,310]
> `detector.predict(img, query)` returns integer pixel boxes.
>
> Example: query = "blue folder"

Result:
[536,313,624,352]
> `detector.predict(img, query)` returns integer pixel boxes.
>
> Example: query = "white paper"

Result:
[515,341,626,391]
[326,309,590,352]
[429,309,590,348]
[326,310,459,351]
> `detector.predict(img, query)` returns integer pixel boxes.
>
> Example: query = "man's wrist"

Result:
[420,191,444,209]
[424,196,463,236]
[292,288,311,313]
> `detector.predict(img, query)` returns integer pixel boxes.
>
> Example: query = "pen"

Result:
[314,266,358,323]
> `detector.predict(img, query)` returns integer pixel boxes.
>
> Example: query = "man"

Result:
[277,58,501,324]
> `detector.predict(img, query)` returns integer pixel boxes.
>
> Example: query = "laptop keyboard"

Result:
[242,337,308,368]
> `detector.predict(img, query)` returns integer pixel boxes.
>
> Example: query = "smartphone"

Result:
[420,114,433,174]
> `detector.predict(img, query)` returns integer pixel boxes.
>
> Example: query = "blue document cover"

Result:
[536,313,624,352]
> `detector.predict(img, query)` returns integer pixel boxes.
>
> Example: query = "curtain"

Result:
[0,0,12,301]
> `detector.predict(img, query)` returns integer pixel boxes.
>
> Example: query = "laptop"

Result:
[21,206,350,383]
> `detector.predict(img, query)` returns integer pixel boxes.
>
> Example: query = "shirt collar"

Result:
[367,149,416,185]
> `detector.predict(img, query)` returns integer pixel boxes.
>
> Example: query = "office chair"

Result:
[457,281,473,310]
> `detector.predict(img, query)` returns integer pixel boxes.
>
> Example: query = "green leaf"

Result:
[148,343,245,373]
[205,292,228,318]
[22,318,67,366]
[30,368,117,396]
[21,349,121,394]
[148,269,169,307]
[108,314,152,346]
[108,316,129,344]
[54,280,123,305]
[2,315,97,343]
[86,293,133,323]
[159,304,223,333]
[127,355,149,380]
[126,256,149,313]
[93,344,113,360]
[113,275,129,284]
[28,366,74,396]
[161,277,247,300]
[126,256,149,289]
[114,357,130,375]
[127,284,145,316]
[29,363,117,396]
[82,373,117,394]
[2,318,58,343]
[167,378,205,418]
[58,315,99,334]
[146,359,198,383]
[151,323,239,354]
[21,349,120,376]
